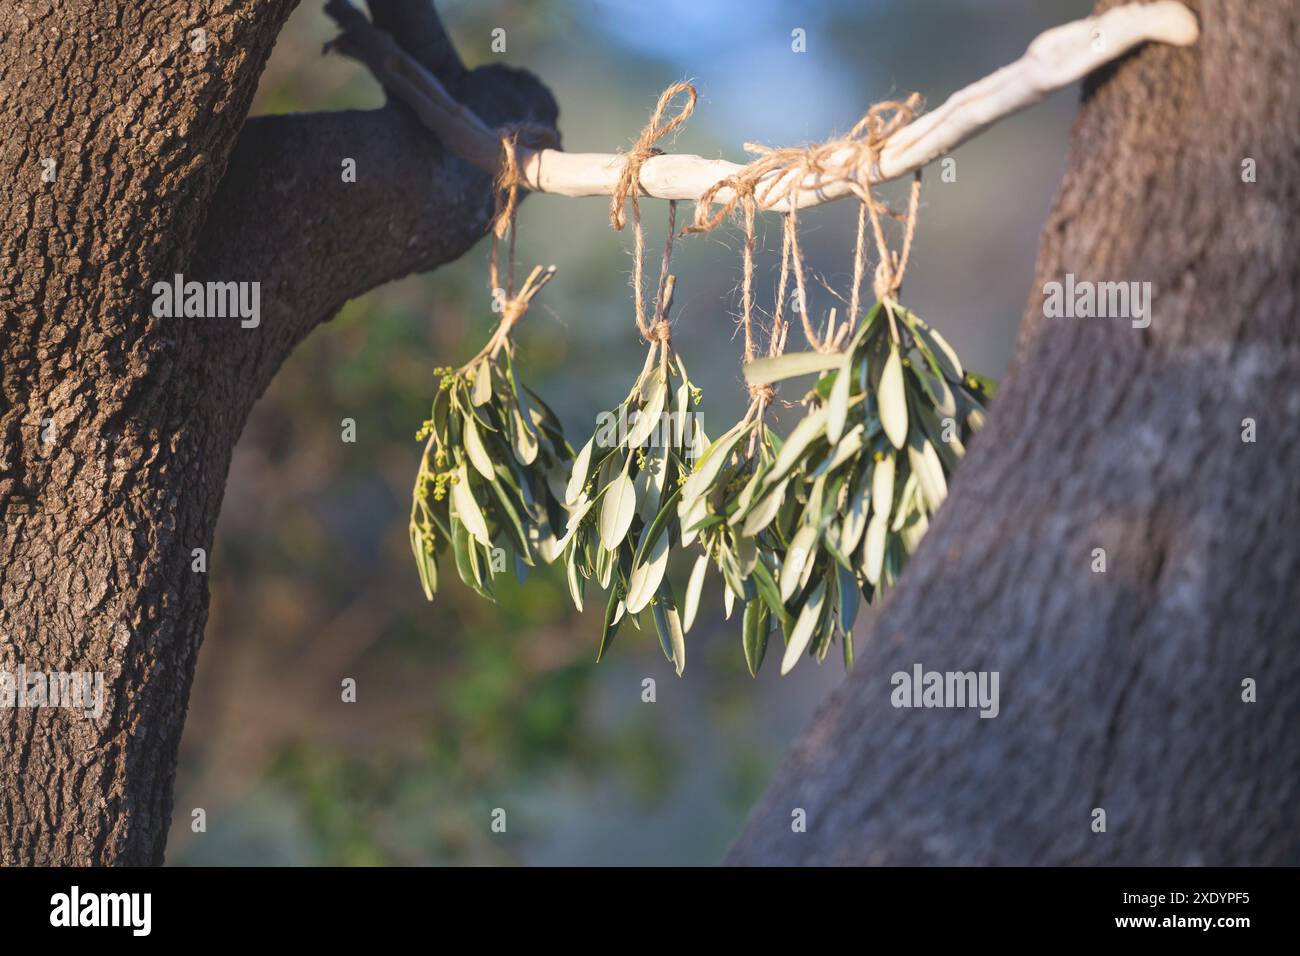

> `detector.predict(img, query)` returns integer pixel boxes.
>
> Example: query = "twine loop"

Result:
[610,82,697,231]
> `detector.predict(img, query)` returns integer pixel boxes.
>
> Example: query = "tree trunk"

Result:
[0,0,556,864]
[728,0,1300,866]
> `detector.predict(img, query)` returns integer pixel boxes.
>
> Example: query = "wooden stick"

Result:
[326,0,1198,213]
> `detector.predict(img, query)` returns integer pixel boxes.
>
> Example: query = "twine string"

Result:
[739,192,778,409]
[609,81,697,341]
[738,190,757,362]
[471,265,557,364]
[684,92,926,352]
[849,96,925,304]
[489,124,556,295]
[784,197,821,350]
[772,215,792,358]
[488,129,521,298]
[650,200,679,345]
[847,198,868,346]
[482,123,559,356]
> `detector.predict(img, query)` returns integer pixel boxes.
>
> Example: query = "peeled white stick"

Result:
[328,0,1198,212]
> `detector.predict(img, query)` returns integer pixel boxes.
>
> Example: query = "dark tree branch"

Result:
[325,0,510,172]
[187,9,558,415]
[367,0,465,83]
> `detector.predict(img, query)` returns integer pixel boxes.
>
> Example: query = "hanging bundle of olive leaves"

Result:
[557,277,708,675]
[409,266,574,602]
[741,299,995,673]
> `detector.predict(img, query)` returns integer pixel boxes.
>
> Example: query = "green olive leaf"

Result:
[598,468,637,551]
[905,311,964,384]
[471,357,493,406]
[739,477,788,536]
[635,439,668,522]
[677,491,709,548]
[907,429,948,511]
[863,510,888,586]
[566,436,594,505]
[596,587,623,662]
[781,524,820,603]
[651,579,686,676]
[744,350,844,386]
[682,553,709,634]
[871,451,896,526]
[767,405,829,485]
[900,508,929,555]
[839,483,871,555]
[484,473,532,559]
[681,420,750,507]
[877,344,908,450]
[742,599,769,678]
[451,464,492,547]
[625,526,670,615]
[892,472,919,532]
[463,414,497,481]
[509,404,539,465]
[835,561,860,635]
[811,422,864,479]
[632,483,684,568]
[781,578,827,675]
[626,376,667,447]
[826,352,853,444]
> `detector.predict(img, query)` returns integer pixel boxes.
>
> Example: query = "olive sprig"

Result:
[557,277,708,675]
[741,299,995,674]
[409,266,574,602]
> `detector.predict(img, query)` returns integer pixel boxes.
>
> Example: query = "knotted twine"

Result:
[609,81,697,346]
[686,93,925,354]
[738,189,782,413]
[485,122,560,352]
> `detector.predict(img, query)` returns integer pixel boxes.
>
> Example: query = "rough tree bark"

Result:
[729,0,1300,865]
[0,0,556,864]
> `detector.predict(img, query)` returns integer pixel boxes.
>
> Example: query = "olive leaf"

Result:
[682,553,709,633]
[599,466,637,550]
[743,350,844,385]
[877,344,908,449]
[781,578,828,675]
